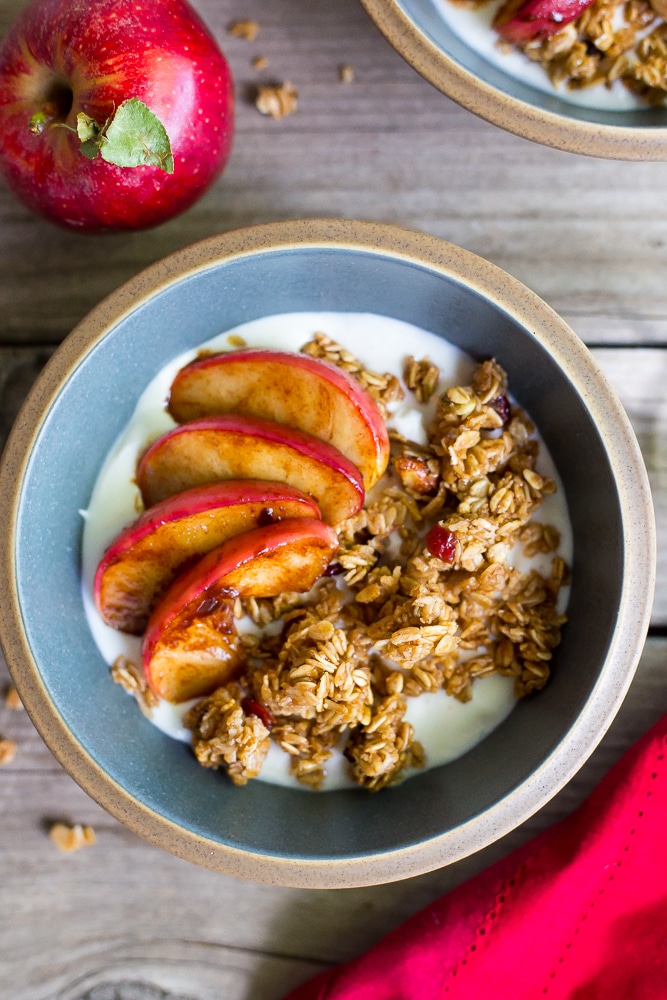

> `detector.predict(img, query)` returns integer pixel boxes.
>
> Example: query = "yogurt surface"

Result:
[81,311,572,790]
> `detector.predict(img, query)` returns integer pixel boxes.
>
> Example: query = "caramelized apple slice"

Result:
[143,518,339,702]
[94,480,321,635]
[143,599,245,704]
[136,414,365,524]
[167,348,390,489]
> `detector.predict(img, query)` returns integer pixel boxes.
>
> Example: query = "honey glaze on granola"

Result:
[81,312,572,792]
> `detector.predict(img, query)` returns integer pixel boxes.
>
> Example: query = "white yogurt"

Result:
[431,0,650,111]
[81,312,572,791]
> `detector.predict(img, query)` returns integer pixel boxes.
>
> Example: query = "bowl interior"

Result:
[8,238,639,881]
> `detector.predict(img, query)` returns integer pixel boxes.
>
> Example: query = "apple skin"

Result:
[94,480,321,636]
[0,0,234,231]
[136,414,365,524]
[494,0,595,41]
[143,518,339,702]
[168,349,390,490]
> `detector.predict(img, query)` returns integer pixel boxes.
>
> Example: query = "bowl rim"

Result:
[0,217,656,887]
[359,0,667,160]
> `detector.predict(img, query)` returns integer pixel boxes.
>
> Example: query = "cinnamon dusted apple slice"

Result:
[94,480,321,635]
[143,596,245,704]
[493,0,595,42]
[167,349,390,489]
[143,518,339,702]
[136,414,365,524]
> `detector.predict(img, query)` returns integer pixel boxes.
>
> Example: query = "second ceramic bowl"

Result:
[360,0,667,159]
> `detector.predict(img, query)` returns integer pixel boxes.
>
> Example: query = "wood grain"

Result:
[1,0,667,346]
[2,639,667,999]
[1,0,666,997]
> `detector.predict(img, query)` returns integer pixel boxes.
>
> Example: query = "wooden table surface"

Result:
[2,0,667,997]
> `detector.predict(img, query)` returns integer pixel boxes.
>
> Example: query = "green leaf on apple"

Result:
[74,98,174,173]
[98,98,174,173]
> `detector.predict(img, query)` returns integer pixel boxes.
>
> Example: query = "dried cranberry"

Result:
[489,393,511,425]
[323,561,345,577]
[425,523,456,563]
[241,697,275,730]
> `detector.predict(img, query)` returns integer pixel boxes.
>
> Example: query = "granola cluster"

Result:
[180,339,568,791]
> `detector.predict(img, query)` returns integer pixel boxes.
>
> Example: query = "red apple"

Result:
[94,480,321,635]
[136,414,365,524]
[143,518,339,702]
[168,349,390,489]
[494,0,595,41]
[0,0,234,231]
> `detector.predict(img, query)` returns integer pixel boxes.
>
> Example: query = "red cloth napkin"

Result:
[285,714,667,1000]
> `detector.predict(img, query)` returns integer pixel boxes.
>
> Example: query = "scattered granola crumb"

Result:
[0,738,16,766]
[227,334,247,348]
[252,55,269,70]
[255,82,298,119]
[227,19,259,41]
[339,64,355,84]
[49,822,96,853]
[4,685,23,711]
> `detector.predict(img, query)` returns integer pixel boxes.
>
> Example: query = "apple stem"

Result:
[30,98,175,174]
[28,107,58,135]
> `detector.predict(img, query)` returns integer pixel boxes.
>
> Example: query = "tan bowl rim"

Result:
[0,218,656,887]
[359,0,667,160]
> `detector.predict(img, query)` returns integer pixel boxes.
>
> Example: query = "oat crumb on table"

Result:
[4,685,23,710]
[255,82,298,119]
[226,19,259,41]
[339,64,355,83]
[252,55,269,70]
[49,822,96,853]
[0,738,17,766]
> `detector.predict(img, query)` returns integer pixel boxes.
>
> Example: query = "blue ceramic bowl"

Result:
[0,220,655,887]
[360,0,667,159]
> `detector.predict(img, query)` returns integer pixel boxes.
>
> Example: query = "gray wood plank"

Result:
[1,0,667,346]
[2,635,666,998]
[594,347,667,623]
[0,347,55,451]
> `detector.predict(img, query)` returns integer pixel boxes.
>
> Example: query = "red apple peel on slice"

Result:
[167,348,390,490]
[136,414,365,525]
[142,518,339,703]
[94,480,321,635]
[493,0,596,41]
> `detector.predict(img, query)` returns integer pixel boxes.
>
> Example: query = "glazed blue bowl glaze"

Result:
[0,220,655,887]
[359,0,667,159]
